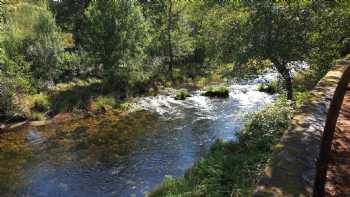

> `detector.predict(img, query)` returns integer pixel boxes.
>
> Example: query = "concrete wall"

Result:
[254,60,350,197]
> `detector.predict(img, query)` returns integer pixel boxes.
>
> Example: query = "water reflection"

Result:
[0,77,275,197]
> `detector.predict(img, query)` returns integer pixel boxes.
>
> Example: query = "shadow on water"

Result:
[0,76,276,197]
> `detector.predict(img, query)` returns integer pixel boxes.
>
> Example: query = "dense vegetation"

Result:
[0,0,349,121]
[0,0,349,196]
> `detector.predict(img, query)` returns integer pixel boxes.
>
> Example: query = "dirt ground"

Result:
[325,89,350,197]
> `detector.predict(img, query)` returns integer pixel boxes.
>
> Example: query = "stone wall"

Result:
[254,60,350,197]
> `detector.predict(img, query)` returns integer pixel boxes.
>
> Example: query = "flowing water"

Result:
[0,75,276,197]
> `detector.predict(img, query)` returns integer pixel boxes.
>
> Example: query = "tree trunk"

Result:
[167,0,174,73]
[276,63,293,100]
[284,70,293,100]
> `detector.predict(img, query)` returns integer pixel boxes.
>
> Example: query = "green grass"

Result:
[22,93,49,120]
[147,98,293,197]
[30,93,49,112]
[175,89,191,100]
[89,95,117,113]
[202,85,229,98]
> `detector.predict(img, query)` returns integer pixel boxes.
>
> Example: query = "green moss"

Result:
[202,85,229,98]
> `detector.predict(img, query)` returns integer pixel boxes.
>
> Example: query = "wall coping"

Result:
[254,60,350,197]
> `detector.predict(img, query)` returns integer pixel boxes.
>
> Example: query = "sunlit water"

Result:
[0,75,276,197]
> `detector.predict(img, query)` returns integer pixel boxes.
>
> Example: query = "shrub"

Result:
[90,96,116,113]
[175,89,190,100]
[148,98,293,197]
[202,85,229,98]
[0,50,32,119]
[0,75,16,119]
[237,97,293,149]
[58,50,98,82]
[257,80,279,94]
[294,91,311,108]
[3,3,63,88]
[49,80,102,112]
[29,93,49,112]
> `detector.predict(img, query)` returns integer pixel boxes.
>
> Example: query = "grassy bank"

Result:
[0,67,228,124]
[147,98,293,197]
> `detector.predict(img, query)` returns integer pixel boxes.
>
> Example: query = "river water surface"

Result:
[0,76,276,197]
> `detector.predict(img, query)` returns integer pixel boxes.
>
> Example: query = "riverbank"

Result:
[0,75,276,196]
[0,71,229,131]
[147,98,293,196]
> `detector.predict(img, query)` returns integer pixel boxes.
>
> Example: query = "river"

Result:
[0,75,276,197]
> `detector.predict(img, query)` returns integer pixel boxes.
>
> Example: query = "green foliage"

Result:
[175,89,190,100]
[26,10,63,85]
[203,85,229,98]
[237,98,293,150]
[196,1,249,64]
[49,0,90,34]
[149,98,293,197]
[58,50,95,82]
[257,80,280,94]
[0,73,17,119]
[90,95,116,113]
[17,93,50,121]
[49,80,101,113]
[294,91,311,109]
[29,93,49,112]
[81,0,147,92]
[0,48,32,119]
[1,0,349,121]
[2,3,63,88]
[307,1,350,79]
[140,0,195,71]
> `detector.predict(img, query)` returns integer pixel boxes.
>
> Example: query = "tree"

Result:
[26,10,63,86]
[139,0,194,74]
[2,3,63,88]
[236,1,312,100]
[81,0,147,93]
[49,0,91,45]
[307,1,350,79]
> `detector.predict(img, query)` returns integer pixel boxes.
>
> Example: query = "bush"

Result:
[0,75,16,119]
[29,93,49,112]
[3,3,63,88]
[202,85,229,98]
[175,89,190,100]
[148,98,293,197]
[257,80,279,94]
[0,49,32,119]
[26,10,63,87]
[58,50,97,82]
[89,96,116,113]
[237,97,293,149]
[49,80,102,112]
[294,91,311,108]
